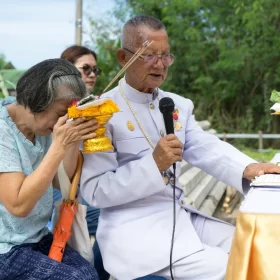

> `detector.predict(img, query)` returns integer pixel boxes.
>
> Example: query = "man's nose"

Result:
[153,56,165,69]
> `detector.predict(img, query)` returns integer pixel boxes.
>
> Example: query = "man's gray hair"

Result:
[16,59,88,113]
[121,15,166,48]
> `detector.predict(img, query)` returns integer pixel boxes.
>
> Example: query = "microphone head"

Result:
[159,97,175,114]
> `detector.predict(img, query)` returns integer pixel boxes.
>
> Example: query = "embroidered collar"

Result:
[123,78,159,104]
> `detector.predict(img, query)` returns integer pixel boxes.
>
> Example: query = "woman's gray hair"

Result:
[16,58,88,113]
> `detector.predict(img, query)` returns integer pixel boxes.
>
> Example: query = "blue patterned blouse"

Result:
[0,97,53,254]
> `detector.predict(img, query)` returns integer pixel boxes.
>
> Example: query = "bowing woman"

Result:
[0,59,99,280]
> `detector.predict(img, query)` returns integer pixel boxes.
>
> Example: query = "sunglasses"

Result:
[77,65,102,77]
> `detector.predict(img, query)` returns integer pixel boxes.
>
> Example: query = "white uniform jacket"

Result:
[80,78,255,279]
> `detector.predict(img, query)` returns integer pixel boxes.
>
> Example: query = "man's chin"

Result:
[147,80,164,90]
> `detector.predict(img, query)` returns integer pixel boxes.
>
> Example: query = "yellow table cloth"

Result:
[226,209,280,279]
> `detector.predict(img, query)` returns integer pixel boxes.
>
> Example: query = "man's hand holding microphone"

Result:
[153,134,183,172]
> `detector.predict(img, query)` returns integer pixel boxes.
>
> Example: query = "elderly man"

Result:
[80,15,280,280]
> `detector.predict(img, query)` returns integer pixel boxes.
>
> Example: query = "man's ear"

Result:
[116,48,127,67]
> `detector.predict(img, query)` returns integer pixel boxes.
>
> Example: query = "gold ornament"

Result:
[68,99,119,153]
[127,121,135,131]
[164,175,170,185]
[174,121,182,131]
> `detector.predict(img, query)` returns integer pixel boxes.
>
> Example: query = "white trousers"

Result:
[153,213,235,280]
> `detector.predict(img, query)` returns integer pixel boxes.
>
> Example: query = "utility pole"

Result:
[75,0,83,45]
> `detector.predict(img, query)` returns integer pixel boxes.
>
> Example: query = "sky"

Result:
[0,0,115,69]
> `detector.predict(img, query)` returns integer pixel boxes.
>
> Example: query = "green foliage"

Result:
[240,148,278,162]
[84,2,126,95]
[270,89,280,103]
[0,54,19,98]
[86,0,280,134]
[0,69,24,88]
[0,54,8,69]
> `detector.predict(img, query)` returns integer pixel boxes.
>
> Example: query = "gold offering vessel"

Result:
[68,96,119,153]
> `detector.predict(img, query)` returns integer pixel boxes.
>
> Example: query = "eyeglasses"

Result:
[77,65,102,77]
[123,48,175,67]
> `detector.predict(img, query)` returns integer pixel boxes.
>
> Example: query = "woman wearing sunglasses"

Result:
[61,45,101,93]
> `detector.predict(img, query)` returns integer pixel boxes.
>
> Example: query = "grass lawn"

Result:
[240,148,279,162]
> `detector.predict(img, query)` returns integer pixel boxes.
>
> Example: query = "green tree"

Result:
[86,0,280,136]
[0,54,9,98]
[0,54,8,69]
[84,9,124,95]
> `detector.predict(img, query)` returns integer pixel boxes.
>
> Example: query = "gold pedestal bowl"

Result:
[68,98,119,153]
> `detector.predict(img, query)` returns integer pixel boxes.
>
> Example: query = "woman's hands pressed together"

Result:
[52,114,99,151]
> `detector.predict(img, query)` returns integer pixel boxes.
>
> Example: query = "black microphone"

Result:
[159,97,177,280]
[159,97,176,170]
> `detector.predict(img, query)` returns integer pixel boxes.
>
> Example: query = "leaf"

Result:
[270,89,280,103]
